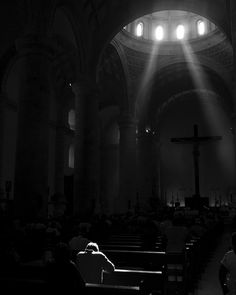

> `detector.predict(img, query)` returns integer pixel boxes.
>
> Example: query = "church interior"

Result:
[1,1,236,294]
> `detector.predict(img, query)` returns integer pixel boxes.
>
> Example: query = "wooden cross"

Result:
[171,124,222,201]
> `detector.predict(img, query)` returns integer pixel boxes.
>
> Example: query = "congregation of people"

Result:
[0,205,231,294]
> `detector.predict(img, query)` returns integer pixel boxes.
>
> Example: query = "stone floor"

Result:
[189,222,233,295]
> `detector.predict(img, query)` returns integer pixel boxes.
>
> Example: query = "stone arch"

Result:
[142,61,233,128]
[155,89,231,129]
[156,88,235,204]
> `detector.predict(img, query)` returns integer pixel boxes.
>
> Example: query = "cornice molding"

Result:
[116,29,231,56]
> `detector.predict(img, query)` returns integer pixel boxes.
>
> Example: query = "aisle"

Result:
[191,225,232,295]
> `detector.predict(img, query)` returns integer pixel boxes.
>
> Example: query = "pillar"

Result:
[231,113,236,187]
[152,133,162,204]
[0,93,6,198]
[54,88,69,194]
[230,0,236,53]
[229,0,236,196]
[230,0,236,110]
[72,78,100,218]
[118,114,137,213]
[14,36,53,219]
[100,143,119,215]
[137,128,161,211]
[0,93,6,181]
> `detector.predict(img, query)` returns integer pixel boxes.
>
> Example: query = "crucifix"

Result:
[171,124,222,204]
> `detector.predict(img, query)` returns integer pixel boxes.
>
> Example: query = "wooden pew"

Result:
[101,234,165,250]
[102,241,143,246]
[103,249,166,271]
[103,268,164,294]
[100,244,162,251]
[86,283,143,295]
[108,234,142,239]
[100,244,143,250]
[0,277,144,295]
[101,247,194,294]
[165,252,188,295]
[0,276,146,295]
[100,240,198,294]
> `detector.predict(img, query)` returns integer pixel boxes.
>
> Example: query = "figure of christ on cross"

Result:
[171,124,222,208]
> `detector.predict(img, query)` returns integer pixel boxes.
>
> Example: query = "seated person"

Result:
[189,217,207,238]
[219,232,236,295]
[164,217,189,253]
[76,242,115,284]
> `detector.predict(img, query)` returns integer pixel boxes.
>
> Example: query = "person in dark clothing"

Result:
[45,242,85,293]
[219,232,236,295]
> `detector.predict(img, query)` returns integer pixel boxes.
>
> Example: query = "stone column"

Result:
[231,113,236,183]
[71,82,85,217]
[230,0,236,52]
[0,93,6,181]
[137,128,162,212]
[0,93,7,200]
[230,0,236,112]
[72,78,100,217]
[118,114,137,213]
[152,134,162,204]
[230,0,236,195]
[14,36,53,219]
[100,143,119,215]
[137,129,153,211]
[86,88,100,215]
[54,89,68,194]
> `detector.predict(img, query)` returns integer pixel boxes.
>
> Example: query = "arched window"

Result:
[68,109,75,130]
[197,20,205,36]
[136,22,144,37]
[69,145,74,168]
[176,24,185,40]
[155,25,164,40]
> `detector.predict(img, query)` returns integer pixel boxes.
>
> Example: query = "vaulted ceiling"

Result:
[0,0,233,130]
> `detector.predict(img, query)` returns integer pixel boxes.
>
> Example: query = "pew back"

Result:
[103,268,164,294]
[103,250,166,271]
[86,283,142,295]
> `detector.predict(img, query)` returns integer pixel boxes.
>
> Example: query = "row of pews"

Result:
[0,220,223,295]
[99,234,175,295]
[97,221,223,295]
